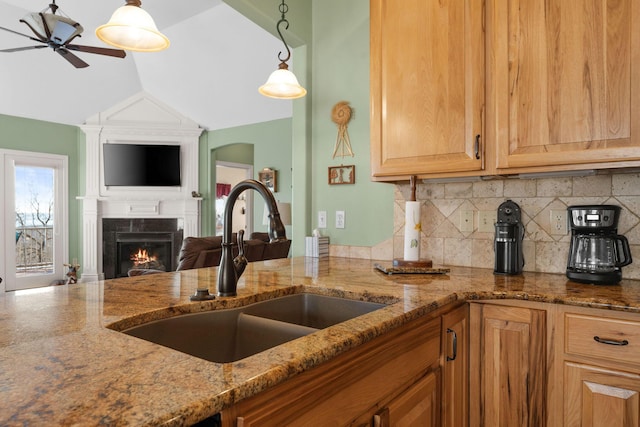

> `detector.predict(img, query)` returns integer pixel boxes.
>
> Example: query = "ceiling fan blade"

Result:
[0,45,47,53]
[66,44,126,58]
[56,48,89,68]
[0,25,45,43]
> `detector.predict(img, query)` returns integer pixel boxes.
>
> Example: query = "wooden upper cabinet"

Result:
[490,0,640,171]
[370,0,485,180]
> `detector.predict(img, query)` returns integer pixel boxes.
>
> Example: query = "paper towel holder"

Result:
[394,176,433,268]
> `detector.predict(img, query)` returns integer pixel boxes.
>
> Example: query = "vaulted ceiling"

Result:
[0,0,292,129]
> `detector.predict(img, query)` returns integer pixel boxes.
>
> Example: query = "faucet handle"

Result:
[237,229,245,257]
[234,229,248,277]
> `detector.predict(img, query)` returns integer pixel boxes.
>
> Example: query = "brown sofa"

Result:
[175,232,291,271]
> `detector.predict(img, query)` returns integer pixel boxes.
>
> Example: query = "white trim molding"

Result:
[79,91,204,282]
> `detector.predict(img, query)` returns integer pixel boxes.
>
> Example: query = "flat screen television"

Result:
[103,143,181,186]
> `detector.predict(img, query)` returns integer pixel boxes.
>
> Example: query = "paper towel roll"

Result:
[404,201,421,261]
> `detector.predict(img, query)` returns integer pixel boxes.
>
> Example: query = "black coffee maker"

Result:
[566,205,632,284]
[494,200,525,275]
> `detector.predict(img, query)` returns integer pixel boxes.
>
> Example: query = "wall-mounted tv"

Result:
[103,143,181,187]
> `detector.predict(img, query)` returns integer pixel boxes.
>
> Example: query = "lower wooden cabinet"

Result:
[469,302,547,427]
[468,301,640,427]
[218,300,639,426]
[221,312,444,426]
[557,306,640,427]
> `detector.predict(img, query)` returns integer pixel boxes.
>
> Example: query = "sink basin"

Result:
[121,293,385,363]
[242,293,385,329]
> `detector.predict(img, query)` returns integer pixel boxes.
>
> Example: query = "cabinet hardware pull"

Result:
[474,134,481,159]
[593,336,629,346]
[446,328,457,361]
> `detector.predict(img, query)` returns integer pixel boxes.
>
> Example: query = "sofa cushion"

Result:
[193,248,222,269]
[177,235,236,271]
[262,239,292,260]
[243,239,266,262]
[176,233,289,271]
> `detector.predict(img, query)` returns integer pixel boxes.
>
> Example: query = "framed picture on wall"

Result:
[258,167,277,192]
[328,165,355,185]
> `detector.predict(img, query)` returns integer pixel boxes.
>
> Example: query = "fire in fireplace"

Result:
[116,233,173,277]
[102,219,183,279]
[130,247,164,270]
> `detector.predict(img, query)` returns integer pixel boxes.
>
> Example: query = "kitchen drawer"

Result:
[564,312,640,368]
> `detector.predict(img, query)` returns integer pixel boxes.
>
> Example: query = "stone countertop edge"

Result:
[0,256,639,426]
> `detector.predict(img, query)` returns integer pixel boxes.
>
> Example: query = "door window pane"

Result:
[15,166,55,277]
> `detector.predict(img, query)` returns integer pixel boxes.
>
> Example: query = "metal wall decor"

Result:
[331,101,354,158]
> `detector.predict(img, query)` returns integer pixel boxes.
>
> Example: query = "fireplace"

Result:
[103,219,183,279]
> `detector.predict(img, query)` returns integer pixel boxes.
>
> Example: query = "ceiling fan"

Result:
[0,0,126,68]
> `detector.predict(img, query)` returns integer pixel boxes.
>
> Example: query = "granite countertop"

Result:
[1,257,639,426]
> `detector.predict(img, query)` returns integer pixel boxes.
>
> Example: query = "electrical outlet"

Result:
[460,210,474,232]
[336,210,346,229]
[550,209,568,235]
[478,210,496,233]
[318,211,327,228]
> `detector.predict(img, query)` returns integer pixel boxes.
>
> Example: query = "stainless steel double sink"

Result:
[122,293,386,363]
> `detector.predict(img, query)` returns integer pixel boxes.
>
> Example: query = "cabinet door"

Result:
[490,0,640,171]
[564,362,640,427]
[370,0,484,180]
[223,315,441,426]
[374,370,440,427]
[442,304,469,427]
[470,304,546,427]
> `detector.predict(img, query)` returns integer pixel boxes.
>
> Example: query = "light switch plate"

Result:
[336,210,345,229]
[460,210,474,232]
[318,211,327,228]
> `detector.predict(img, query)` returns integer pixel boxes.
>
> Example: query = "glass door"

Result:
[2,150,68,291]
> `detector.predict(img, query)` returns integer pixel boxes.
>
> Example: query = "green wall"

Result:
[0,114,82,264]
[1,1,396,270]
[310,0,393,246]
[222,0,395,250]
[201,118,293,237]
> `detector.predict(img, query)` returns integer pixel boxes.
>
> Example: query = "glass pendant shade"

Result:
[259,66,307,99]
[259,0,307,100]
[96,3,169,52]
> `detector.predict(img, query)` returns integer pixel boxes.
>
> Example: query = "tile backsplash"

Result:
[388,171,640,280]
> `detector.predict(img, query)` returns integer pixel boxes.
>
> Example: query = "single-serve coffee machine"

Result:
[494,200,525,275]
[566,205,632,284]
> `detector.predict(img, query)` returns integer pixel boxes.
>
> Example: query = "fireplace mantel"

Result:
[79,92,204,282]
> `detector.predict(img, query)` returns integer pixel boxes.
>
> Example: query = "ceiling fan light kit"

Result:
[95,0,170,52]
[258,0,306,99]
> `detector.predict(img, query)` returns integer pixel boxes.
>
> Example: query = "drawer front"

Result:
[565,313,640,368]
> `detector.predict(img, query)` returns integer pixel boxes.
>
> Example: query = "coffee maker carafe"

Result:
[566,205,632,284]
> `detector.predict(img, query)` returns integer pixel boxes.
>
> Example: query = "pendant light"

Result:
[259,0,307,99]
[96,0,169,52]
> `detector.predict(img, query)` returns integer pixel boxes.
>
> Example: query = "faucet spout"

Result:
[217,179,288,296]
